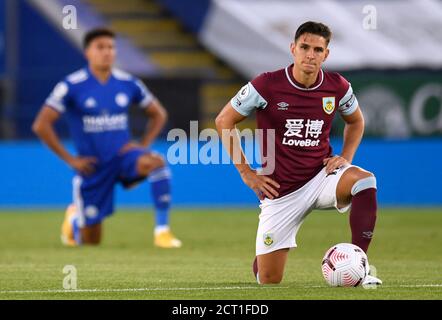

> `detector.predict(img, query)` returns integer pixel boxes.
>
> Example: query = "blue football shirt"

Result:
[45,67,154,163]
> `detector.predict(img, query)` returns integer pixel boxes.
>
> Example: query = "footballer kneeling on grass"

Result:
[216,21,381,285]
[32,28,181,249]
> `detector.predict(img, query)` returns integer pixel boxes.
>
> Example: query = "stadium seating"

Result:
[86,0,251,130]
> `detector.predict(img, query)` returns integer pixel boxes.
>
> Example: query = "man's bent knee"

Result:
[344,167,374,184]
[256,248,288,284]
[80,224,101,245]
[351,171,377,196]
[137,154,165,176]
[337,167,375,206]
[258,272,283,284]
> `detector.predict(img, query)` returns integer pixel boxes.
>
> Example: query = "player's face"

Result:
[85,37,116,71]
[291,33,329,75]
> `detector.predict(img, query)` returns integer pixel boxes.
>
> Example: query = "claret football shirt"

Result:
[231,64,359,198]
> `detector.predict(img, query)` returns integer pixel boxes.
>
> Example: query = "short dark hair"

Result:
[294,21,332,46]
[83,28,115,49]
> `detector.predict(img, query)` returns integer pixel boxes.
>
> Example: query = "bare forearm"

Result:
[140,100,168,148]
[140,115,166,148]
[341,122,364,163]
[215,119,251,174]
[215,104,280,200]
[34,125,74,164]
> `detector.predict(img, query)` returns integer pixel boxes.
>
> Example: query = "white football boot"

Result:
[362,264,382,287]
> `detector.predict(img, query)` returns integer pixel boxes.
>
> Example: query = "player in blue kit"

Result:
[32,28,181,248]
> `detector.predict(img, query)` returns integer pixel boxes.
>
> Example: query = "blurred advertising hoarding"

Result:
[333,71,442,138]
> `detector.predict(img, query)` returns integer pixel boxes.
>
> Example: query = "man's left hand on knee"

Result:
[323,155,350,174]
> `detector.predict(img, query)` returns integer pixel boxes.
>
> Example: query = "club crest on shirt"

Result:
[263,233,274,246]
[322,97,335,114]
[116,93,129,108]
[85,97,97,108]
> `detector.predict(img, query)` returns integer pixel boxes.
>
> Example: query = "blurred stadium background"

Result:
[0,0,441,207]
[0,0,441,299]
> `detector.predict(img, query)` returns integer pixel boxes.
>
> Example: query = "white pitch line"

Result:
[1,284,441,294]
[395,284,442,288]
[0,286,289,294]
[305,284,442,289]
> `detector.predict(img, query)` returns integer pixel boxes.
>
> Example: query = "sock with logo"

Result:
[149,167,172,232]
[349,177,377,253]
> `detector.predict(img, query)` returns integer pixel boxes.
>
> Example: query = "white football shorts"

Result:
[256,164,357,255]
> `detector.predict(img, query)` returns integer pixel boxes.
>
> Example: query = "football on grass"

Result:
[321,243,368,287]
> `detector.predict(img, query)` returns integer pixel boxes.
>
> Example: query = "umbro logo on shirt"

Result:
[277,102,289,110]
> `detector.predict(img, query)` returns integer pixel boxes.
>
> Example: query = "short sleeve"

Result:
[230,74,269,116]
[45,81,70,113]
[133,79,154,108]
[338,77,359,116]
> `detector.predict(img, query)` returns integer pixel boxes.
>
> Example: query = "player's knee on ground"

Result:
[258,271,283,284]
[137,154,165,176]
[255,249,288,284]
[80,224,102,245]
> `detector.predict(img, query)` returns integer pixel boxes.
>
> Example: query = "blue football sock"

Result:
[148,167,172,228]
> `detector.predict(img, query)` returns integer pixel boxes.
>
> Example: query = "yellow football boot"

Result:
[60,204,78,247]
[154,229,182,248]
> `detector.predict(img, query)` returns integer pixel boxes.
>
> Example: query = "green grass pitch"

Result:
[0,208,441,300]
